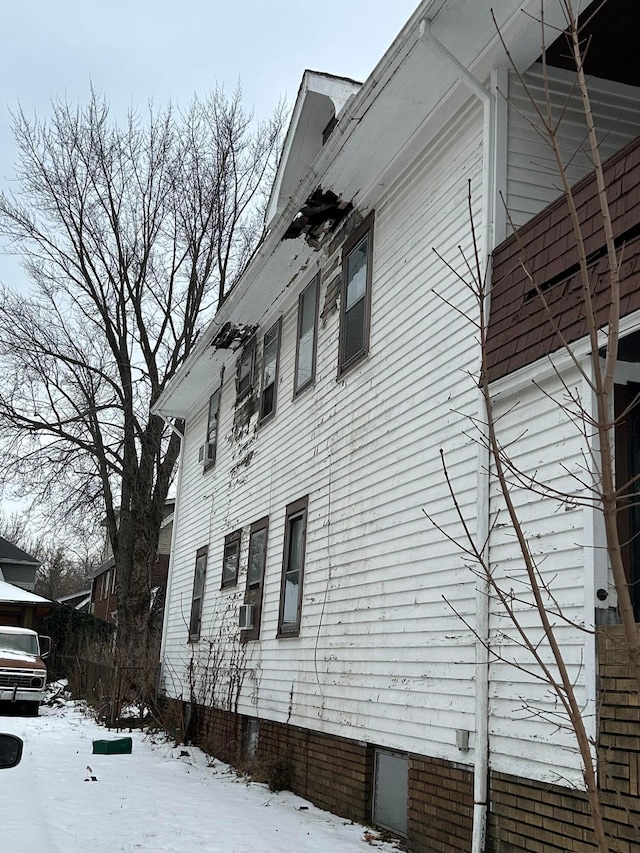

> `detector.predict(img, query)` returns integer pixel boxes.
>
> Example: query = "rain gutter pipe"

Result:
[420,20,498,853]
[158,417,185,684]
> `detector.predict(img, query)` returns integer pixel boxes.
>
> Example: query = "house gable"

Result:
[265,70,361,227]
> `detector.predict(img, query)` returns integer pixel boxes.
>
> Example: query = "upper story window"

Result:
[200,387,220,468]
[221,529,241,588]
[237,339,256,401]
[259,319,281,423]
[189,546,208,642]
[277,495,309,638]
[339,212,374,375]
[295,273,320,395]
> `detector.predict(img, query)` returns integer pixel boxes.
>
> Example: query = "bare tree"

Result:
[0,88,284,663]
[34,545,96,600]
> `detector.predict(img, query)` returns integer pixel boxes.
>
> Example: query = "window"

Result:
[247,519,268,588]
[237,340,256,400]
[204,387,221,467]
[372,749,408,836]
[188,547,208,641]
[221,530,241,588]
[277,496,308,637]
[295,273,320,395]
[259,319,281,423]
[243,516,269,641]
[339,212,374,375]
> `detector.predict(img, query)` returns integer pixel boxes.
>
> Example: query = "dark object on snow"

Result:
[92,737,132,755]
[0,733,22,768]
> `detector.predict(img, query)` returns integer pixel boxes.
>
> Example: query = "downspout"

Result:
[419,21,502,853]
[158,417,185,686]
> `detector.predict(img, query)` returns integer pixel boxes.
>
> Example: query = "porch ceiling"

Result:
[546,0,640,88]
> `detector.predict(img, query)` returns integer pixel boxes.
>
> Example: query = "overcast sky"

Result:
[0,1,419,518]
[0,0,419,290]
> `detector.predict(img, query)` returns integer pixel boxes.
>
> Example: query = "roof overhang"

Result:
[265,70,362,226]
[154,0,569,420]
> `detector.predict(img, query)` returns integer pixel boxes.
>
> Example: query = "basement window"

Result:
[372,749,408,837]
[244,718,259,760]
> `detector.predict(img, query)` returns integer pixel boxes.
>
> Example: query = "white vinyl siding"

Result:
[163,99,485,764]
[487,366,590,784]
[163,89,593,787]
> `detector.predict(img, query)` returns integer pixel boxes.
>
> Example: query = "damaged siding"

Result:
[164,100,490,767]
[163,82,593,785]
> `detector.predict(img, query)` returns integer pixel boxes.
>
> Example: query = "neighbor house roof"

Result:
[0,580,51,605]
[0,537,40,567]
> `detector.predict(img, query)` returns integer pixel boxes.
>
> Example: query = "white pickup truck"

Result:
[0,626,51,715]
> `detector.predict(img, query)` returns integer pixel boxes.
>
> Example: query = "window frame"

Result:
[294,272,320,397]
[236,339,256,402]
[277,496,309,638]
[242,515,269,642]
[221,529,242,589]
[338,212,375,377]
[204,386,221,470]
[259,318,282,424]
[188,546,208,642]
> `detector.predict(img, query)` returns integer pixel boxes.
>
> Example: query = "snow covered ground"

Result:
[0,693,400,853]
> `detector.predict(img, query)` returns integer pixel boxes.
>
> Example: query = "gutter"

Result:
[420,22,505,853]
[158,419,185,684]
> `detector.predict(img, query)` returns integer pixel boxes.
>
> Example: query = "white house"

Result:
[154,1,640,850]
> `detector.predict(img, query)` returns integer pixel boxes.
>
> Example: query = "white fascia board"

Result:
[154,0,562,420]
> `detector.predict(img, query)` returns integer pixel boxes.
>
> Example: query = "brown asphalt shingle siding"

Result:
[488,134,640,382]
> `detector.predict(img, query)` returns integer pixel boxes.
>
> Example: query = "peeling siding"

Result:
[507,63,640,228]
[162,81,597,786]
[164,99,486,767]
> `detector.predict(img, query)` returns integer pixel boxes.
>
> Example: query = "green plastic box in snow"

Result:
[92,737,133,755]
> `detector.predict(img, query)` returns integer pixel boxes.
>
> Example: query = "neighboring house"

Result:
[56,589,92,613]
[153,2,639,851]
[0,580,54,629]
[0,537,40,592]
[89,502,174,624]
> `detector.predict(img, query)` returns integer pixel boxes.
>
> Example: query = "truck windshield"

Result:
[0,633,39,656]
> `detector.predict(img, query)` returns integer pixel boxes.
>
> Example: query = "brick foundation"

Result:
[257,718,372,822]
[161,625,639,852]
[408,756,474,853]
[487,625,640,853]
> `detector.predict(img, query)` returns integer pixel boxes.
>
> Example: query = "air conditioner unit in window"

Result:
[238,604,254,630]
[198,442,215,464]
